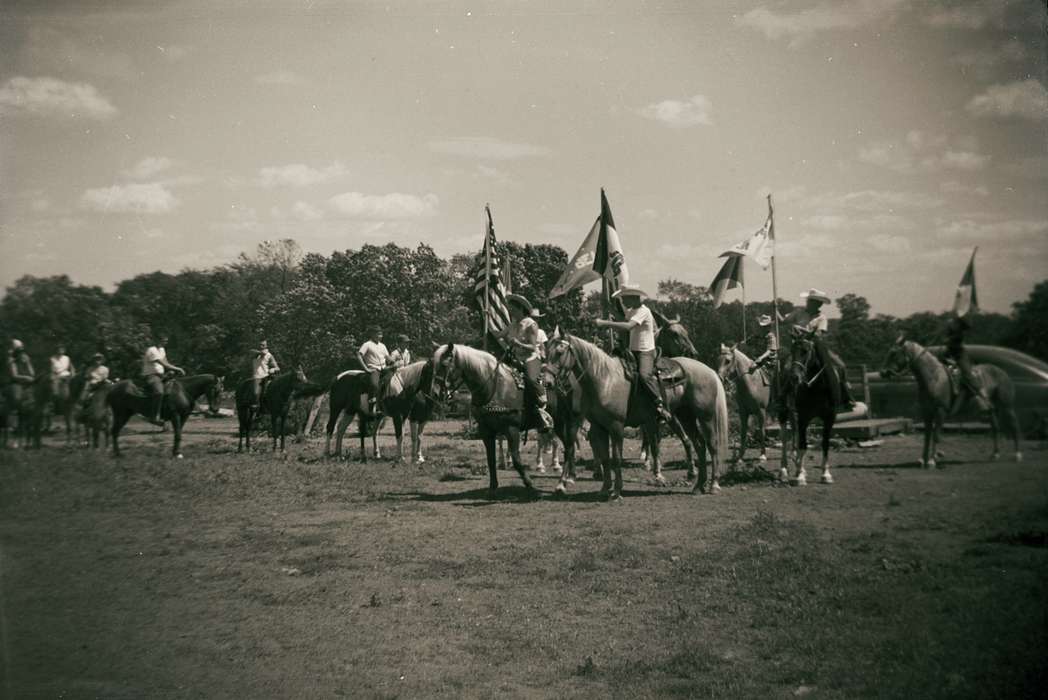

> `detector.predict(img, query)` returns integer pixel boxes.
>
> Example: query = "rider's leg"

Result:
[826,348,856,407]
[636,350,672,423]
[368,370,381,412]
[250,378,262,409]
[525,357,553,430]
[146,374,165,425]
[957,350,988,408]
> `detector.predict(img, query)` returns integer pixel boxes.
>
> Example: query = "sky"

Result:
[1,0,1045,318]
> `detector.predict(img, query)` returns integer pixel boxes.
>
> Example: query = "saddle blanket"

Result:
[618,356,686,388]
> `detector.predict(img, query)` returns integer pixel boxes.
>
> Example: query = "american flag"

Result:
[473,205,512,346]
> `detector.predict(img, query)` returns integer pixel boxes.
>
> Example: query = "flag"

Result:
[501,255,513,294]
[952,247,978,317]
[721,197,774,268]
[473,205,512,345]
[592,188,630,318]
[710,254,744,309]
[548,216,601,298]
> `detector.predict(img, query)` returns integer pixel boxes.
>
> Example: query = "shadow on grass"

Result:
[382,484,687,506]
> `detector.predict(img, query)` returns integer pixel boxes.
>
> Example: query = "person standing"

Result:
[6,339,35,404]
[358,327,391,412]
[142,332,184,426]
[249,339,280,409]
[595,286,673,424]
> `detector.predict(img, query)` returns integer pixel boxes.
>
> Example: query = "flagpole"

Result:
[484,204,491,353]
[767,193,787,474]
[741,261,747,342]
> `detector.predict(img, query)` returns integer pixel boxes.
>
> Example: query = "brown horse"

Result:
[546,334,728,500]
[717,343,772,465]
[779,336,839,485]
[236,367,318,453]
[78,380,113,449]
[652,309,699,359]
[9,375,50,449]
[109,373,222,458]
[884,337,1021,467]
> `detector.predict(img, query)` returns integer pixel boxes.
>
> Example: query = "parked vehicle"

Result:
[867,345,1048,433]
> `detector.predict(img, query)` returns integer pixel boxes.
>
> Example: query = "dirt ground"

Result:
[1,414,1046,699]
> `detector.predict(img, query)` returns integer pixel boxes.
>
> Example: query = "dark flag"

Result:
[473,205,512,346]
[711,254,744,308]
[592,188,630,318]
[952,247,978,317]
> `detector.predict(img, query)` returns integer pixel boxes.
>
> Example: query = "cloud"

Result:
[868,234,912,253]
[937,218,1048,241]
[1003,156,1048,179]
[0,76,117,120]
[966,79,1048,121]
[257,162,348,188]
[291,201,324,221]
[838,189,943,212]
[738,0,907,46]
[254,70,304,85]
[428,137,552,160]
[124,156,173,180]
[858,131,988,172]
[328,192,439,219]
[951,40,1029,71]
[157,45,192,62]
[939,150,989,171]
[924,2,1004,29]
[80,183,178,214]
[858,141,914,172]
[940,181,989,196]
[639,95,713,127]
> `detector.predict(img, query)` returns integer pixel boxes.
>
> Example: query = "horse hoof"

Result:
[704,482,722,495]
[790,476,806,487]
[564,477,575,486]
[552,464,562,474]
[554,483,567,495]
[820,473,834,484]
[777,469,789,482]
[925,460,936,469]
[759,454,768,462]
[653,474,668,487]
[535,464,546,474]
[687,471,698,481]
[609,493,623,503]
[416,455,426,464]
[175,453,184,460]
[1015,452,1023,463]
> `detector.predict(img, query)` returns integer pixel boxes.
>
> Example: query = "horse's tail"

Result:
[713,373,730,464]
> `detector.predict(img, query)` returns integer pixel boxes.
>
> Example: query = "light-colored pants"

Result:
[634,350,662,406]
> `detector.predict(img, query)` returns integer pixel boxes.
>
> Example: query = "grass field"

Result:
[1,415,1046,699]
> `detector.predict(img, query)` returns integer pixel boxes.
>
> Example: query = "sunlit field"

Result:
[2,414,1046,698]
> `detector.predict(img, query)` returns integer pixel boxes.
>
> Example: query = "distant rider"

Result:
[249,339,280,409]
[780,288,856,409]
[6,339,35,404]
[942,314,988,411]
[79,353,110,406]
[499,294,554,431]
[358,327,391,413]
[745,314,778,375]
[142,333,184,426]
[389,334,413,368]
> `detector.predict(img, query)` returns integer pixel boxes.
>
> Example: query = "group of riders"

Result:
[3,284,985,431]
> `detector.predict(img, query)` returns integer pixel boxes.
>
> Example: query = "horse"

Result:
[46,374,80,442]
[430,343,544,496]
[78,380,113,449]
[8,375,50,449]
[108,373,223,458]
[717,343,772,465]
[326,362,435,463]
[235,367,319,453]
[652,309,699,359]
[884,337,1021,467]
[546,334,728,500]
[779,336,839,485]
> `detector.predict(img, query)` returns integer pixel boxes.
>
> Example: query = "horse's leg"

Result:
[611,431,624,501]
[792,412,809,486]
[111,410,130,457]
[358,414,368,462]
[171,412,184,459]
[819,415,834,484]
[697,414,721,494]
[736,408,749,468]
[324,405,338,457]
[507,427,537,494]
[392,414,404,464]
[682,418,705,492]
[413,420,425,464]
[645,423,666,486]
[1004,402,1022,462]
[988,405,1001,461]
[336,410,353,460]
[482,430,499,492]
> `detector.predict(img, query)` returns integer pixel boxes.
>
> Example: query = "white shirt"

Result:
[784,308,828,335]
[509,317,540,362]
[252,350,279,379]
[50,354,73,378]
[390,347,412,368]
[535,328,549,359]
[142,346,167,376]
[625,305,656,352]
[359,341,390,372]
[86,365,110,385]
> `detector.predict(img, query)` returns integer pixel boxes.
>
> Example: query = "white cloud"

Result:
[291,201,324,221]
[428,137,552,160]
[328,192,439,219]
[124,156,173,180]
[937,218,1048,241]
[858,141,914,172]
[80,183,178,214]
[738,0,907,46]
[838,189,943,212]
[0,76,117,120]
[858,131,988,173]
[257,162,348,188]
[158,45,191,62]
[868,234,912,253]
[940,181,989,196]
[951,40,1029,71]
[1003,156,1048,179]
[925,2,1004,29]
[30,198,50,212]
[803,214,849,230]
[639,95,713,127]
[966,79,1048,121]
[940,150,989,171]
[254,70,304,85]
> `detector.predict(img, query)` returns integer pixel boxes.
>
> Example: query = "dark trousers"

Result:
[634,350,663,406]
[145,374,164,419]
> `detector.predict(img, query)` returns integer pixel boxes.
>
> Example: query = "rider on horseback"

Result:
[249,339,280,409]
[142,332,185,427]
[745,314,778,375]
[78,353,109,406]
[390,334,412,368]
[500,294,554,431]
[5,339,35,403]
[595,285,675,425]
[942,314,989,412]
[50,344,75,395]
[358,327,392,414]
[780,289,857,409]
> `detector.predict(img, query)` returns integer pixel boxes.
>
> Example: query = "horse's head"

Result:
[653,311,697,359]
[881,334,909,377]
[716,343,737,380]
[205,375,224,415]
[430,343,462,399]
[293,364,308,384]
[545,334,579,388]
[789,335,818,387]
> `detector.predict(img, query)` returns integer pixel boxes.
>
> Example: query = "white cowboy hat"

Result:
[800,288,831,304]
[505,294,534,314]
[611,284,649,300]
[10,339,24,350]
[757,314,772,326]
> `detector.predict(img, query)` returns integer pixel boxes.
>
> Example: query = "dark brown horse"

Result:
[9,375,50,449]
[109,373,223,458]
[779,336,839,485]
[78,380,113,449]
[652,309,699,359]
[236,367,319,453]
[884,337,1021,467]
[324,369,379,461]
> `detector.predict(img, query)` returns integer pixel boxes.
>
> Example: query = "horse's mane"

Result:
[566,334,624,381]
[727,344,753,368]
[396,360,428,388]
[439,344,499,376]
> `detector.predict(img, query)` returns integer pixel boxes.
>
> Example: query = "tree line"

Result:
[2,238,1045,386]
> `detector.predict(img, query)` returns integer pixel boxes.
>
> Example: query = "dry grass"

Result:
[1,416,1046,698]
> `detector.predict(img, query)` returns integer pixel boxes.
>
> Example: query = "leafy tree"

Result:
[1007,280,1048,362]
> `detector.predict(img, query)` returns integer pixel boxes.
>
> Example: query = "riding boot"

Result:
[149,394,165,427]
[655,401,673,425]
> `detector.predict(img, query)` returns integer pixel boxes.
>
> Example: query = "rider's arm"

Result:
[268,353,280,373]
[595,318,635,333]
[158,355,183,374]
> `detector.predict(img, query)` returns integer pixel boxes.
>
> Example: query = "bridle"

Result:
[428,350,468,407]
[547,338,587,391]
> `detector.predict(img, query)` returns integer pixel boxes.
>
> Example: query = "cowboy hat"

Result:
[92,352,105,361]
[505,294,534,314]
[397,333,410,342]
[611,284,649,300]
[10,339,24,350]
[757,314,772,326]
[799,288,831,304]
[529,308,545,318]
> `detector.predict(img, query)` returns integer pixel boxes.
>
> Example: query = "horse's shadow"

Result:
[842,459,964,470]
[383,484,681,506]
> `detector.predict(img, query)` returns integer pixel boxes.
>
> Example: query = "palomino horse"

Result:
[326,361,436,463]
[717,343,772,464]
[430,343,542,496]
[779,336,839,485]
[109,373,222,458]
[236,367,318,453]
[546,334,728,500]
[884,337,1021,467]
